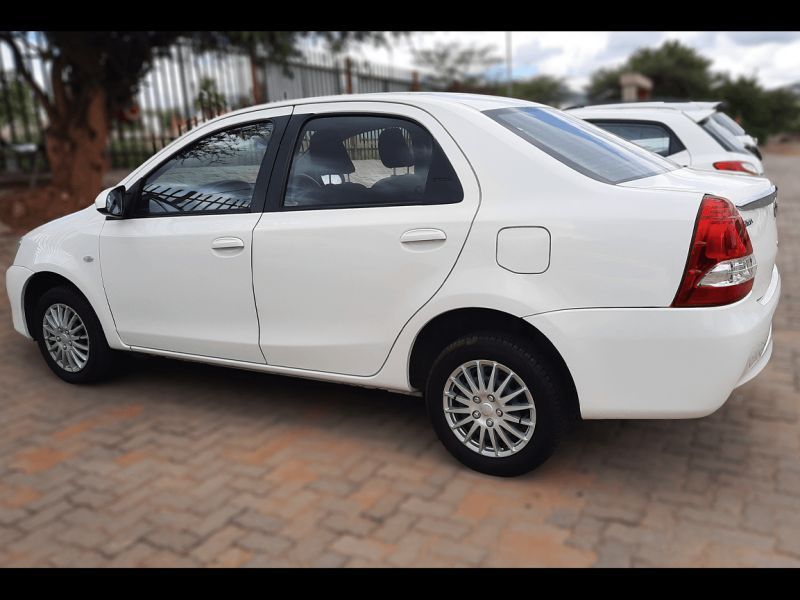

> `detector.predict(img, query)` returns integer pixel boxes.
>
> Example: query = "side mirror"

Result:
[95,185,126,218]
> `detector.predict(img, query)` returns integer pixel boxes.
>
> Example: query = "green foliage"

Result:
[194,77,226,118]
[712,74,800,141]
[587,41,712,102]
[585,39,800,139]
[586,67,625,103]
[412,42,501,89]
[508,75,571,107]
[0,31,394,124]
[627,40,713,99]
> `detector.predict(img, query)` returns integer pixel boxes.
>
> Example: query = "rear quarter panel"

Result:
[378,103,703,390]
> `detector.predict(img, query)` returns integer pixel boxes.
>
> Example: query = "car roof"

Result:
[573,100,721,111]
[568,103,716,123]
[219,92,544,121]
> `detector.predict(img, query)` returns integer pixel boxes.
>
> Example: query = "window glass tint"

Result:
[700,117,746,152]
[284,115,463,209]
[484,107,676,184]
[140,122,273,215]
[590,121,673,156]
[712,112,745,137]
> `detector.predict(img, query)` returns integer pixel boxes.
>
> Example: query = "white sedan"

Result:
[568,103,765,176]
[6,93,780,476]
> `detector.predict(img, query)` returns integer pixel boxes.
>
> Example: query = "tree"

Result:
[194,77,227,120]
[412,42,501,90]
[511,75,571,107]
[713,73,800,142]
[586,40,713,102]
[586,67,624,103]
[0,31,393,210]
[628,41,713,99]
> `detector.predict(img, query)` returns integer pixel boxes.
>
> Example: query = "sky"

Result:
[340,31,800,92]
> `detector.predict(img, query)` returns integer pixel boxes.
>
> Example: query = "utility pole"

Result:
[506,31,513,97]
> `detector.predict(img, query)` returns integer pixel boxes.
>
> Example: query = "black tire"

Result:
[34,285,116,384]
[425,333,570,477]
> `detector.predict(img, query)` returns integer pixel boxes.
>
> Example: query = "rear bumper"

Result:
[525,265,781,419]
[6,265,34,339]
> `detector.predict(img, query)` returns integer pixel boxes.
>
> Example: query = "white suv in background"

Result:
[568,102,765,176]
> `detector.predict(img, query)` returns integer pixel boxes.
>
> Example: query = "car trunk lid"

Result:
[620,167,778,301]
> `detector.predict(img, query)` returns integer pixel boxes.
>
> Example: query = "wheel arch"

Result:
[408,307,580,420]
[23,271,91,341]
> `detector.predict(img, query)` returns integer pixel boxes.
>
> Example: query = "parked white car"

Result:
[6,93,780,476]
[568,102,765,175]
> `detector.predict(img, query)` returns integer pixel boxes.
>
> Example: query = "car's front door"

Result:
[252,102,480,376]
[99,108,290,363]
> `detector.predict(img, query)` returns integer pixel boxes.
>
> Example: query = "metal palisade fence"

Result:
[0,34,438,177]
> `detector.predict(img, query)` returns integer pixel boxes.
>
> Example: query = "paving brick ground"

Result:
[0,154,798,567]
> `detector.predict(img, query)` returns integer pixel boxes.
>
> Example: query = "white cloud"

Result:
[350,31,800,92]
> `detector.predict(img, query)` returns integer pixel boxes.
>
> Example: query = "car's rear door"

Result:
[251,101,480,376]
[99,107,290,363]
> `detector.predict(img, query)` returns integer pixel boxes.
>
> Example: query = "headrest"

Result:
[378,128,414,168]
[307,130,355,175]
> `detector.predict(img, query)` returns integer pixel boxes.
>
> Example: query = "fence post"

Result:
[411,70,420,92]
[345,57,353,94]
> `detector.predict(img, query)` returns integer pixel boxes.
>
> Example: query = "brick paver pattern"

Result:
[1,155,799,567]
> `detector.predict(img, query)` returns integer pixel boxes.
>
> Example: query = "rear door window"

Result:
[283,115,463,209]
[586,120,686,157]
[700,117,747,152]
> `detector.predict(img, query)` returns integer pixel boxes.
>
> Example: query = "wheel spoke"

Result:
[64,348,76,370]
[71,347,88,362]
[450,415,473,430]
[504,414,534,427]
[495,424,515,452]
[495,372,513,397]
[487,428,499,456]
[45,312,59,330]
[487,362,497,394]
[42,304,89,373]
[460,366,479,395]
[443,358,536,458]
[503,403,535,412]
[475,361,485,392]
[500,386,527,404]
[449,377,473,400]
[499,419,525,441]
[462,421,479,445]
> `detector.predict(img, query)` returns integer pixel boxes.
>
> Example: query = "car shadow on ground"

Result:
[56,345,756,484]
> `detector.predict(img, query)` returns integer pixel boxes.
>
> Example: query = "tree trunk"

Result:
[44,87,110,211]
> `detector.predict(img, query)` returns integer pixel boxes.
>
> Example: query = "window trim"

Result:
[584,118,687,157]
[264,112,464,213]
[128,116,289,219]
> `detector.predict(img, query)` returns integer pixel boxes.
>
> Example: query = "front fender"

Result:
[12,207,128,350]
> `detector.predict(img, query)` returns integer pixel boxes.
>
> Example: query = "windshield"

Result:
[701,117,747,152]
[711,112,746,137]
[484,106,677,184]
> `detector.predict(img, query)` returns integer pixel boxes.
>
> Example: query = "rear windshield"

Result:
[711,112,746,137]
[701,116,746,152]
[484,106,676,184]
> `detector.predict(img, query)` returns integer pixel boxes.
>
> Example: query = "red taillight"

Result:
[713,160,758,175]
[672,195,757,308]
